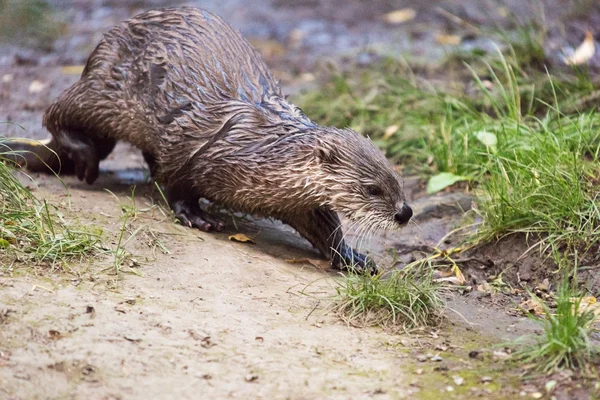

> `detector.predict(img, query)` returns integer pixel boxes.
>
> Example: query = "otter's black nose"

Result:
[395,203,413,225]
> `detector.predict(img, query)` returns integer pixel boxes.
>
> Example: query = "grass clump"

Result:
[514,278,599,373]
[333,264,443,330]
[0,137,101,268]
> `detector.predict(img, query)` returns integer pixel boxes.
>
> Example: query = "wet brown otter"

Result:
[12,7,412,271]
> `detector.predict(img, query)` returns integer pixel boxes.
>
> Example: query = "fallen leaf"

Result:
[228,233,255,244]
[436,34,462,45]
[28,80,46,94]
[0,239,9,249]
[474,130,498,152]
[564,31,595,65]
[519,297,545,316]
[426,172,470,194]
[384,124,399,139]
[61,65,85,75]
[537,278,551,292]
[384,8,417,24]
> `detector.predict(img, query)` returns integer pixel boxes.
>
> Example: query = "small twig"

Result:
[305,300,321,321]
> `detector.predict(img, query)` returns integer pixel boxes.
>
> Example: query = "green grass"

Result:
[333,263,444,330]
[0,137,101,268]
[513,278,599,373]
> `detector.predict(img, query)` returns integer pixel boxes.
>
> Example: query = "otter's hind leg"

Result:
[285,208,378,274]
[50,128,115,184]
[44,82,117,183]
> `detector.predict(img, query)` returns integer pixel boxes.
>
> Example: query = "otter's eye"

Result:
[367,186,382,197]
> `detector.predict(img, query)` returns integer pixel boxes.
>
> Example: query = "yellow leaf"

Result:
[564,31,595,65]
[383,124,399,139]
[435,34,462,45]
[576,296,600,322]
[384,8,417,25]
[228,233,255,244]
[61,65,85,75]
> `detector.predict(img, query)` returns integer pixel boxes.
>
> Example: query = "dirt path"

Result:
[2,176,414,400]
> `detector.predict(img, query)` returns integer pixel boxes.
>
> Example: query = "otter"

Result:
[10,7,412,272]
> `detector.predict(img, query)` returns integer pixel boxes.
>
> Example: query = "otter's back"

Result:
[83,7,282,106]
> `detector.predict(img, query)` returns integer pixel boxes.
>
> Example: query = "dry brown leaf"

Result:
[384,8,417,25]
[519,297,545,316]
[564,31,595,65]
[228,233,255,244]
[435,34,462,45]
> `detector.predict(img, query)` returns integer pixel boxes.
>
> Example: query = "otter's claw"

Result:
[336,244,379,275]
[171,200,225,232]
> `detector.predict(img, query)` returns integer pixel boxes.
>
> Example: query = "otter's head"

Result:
[314,127,412,230]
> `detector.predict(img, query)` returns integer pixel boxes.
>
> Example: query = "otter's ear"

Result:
[315,145,340,165]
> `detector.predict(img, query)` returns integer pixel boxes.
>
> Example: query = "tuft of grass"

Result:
[513,278,599,373]
[332,263,444,330]
[0,137,101,267]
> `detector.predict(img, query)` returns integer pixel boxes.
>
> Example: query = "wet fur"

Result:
[20,7,408,270]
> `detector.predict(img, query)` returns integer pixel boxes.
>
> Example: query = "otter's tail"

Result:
[0,137,74,175]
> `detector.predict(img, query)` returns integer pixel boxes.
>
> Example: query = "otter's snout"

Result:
[394,203,413,225]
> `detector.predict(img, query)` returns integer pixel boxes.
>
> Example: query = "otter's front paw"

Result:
[335,244,379,275]
[171,200,225,232]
